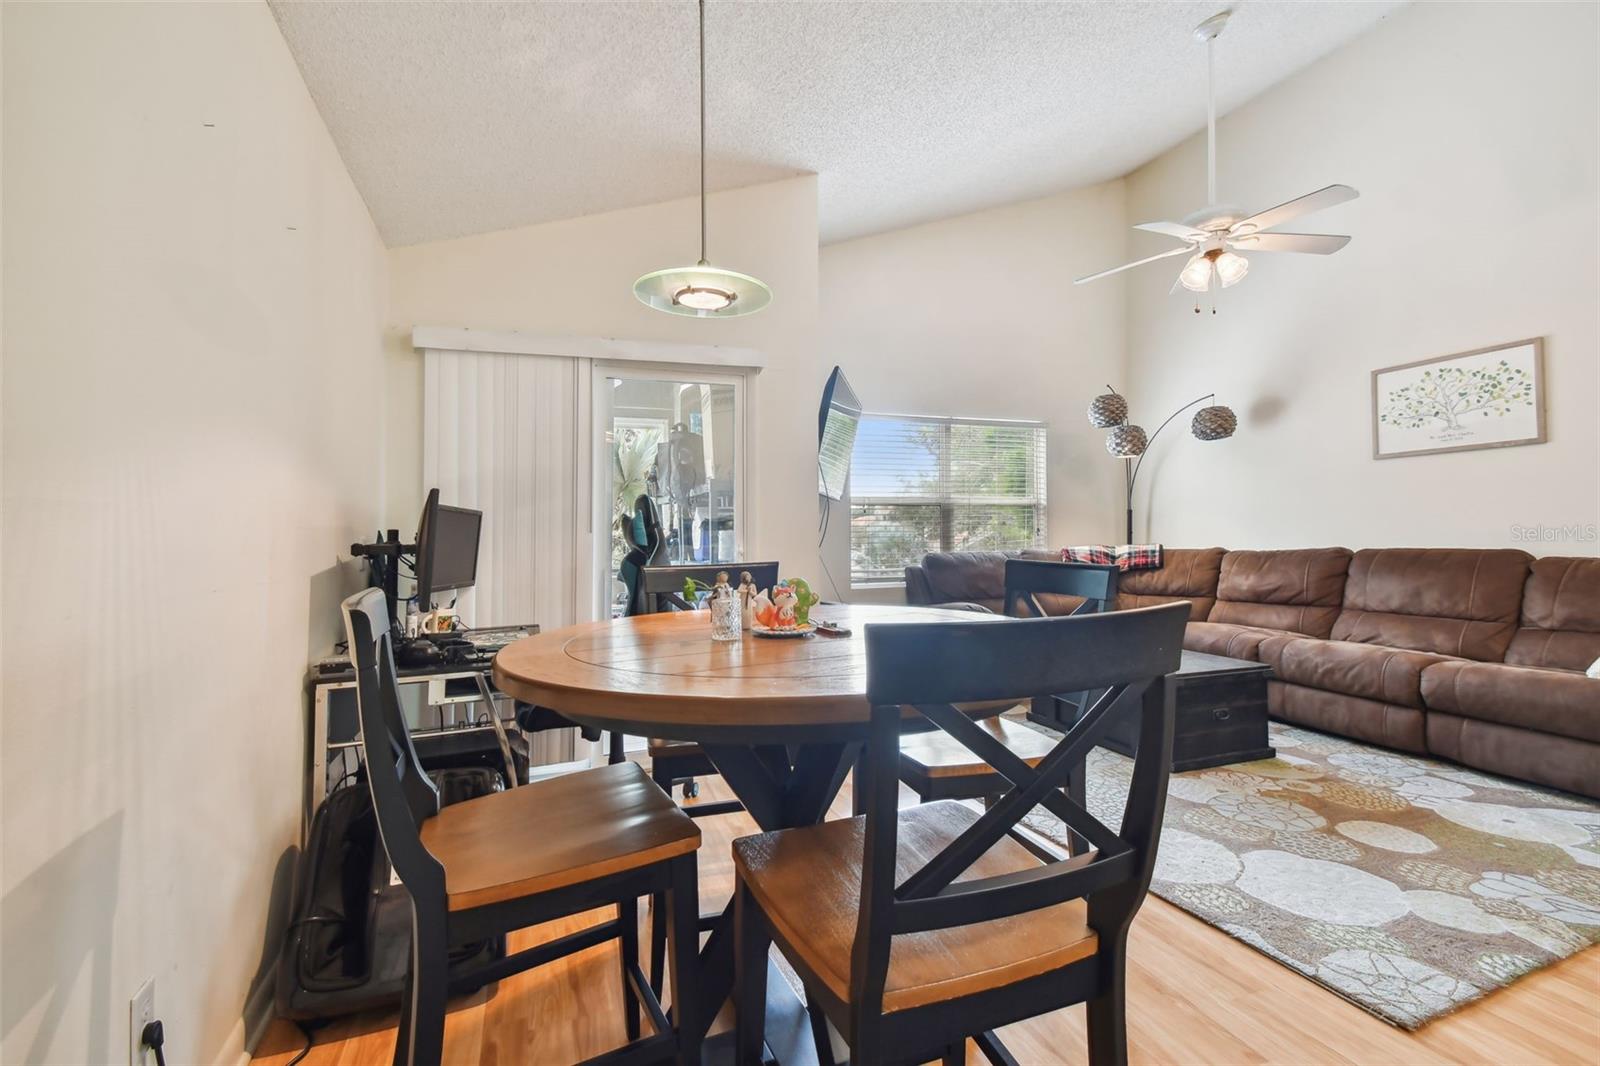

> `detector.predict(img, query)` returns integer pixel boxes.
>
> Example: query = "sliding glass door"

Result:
[593,365,746,618]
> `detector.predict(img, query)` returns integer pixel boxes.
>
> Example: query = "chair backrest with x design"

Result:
[1003,558,1119,619]
[1005,559,1121,721]
[342,588,446,903]
[635,562,781,614]
[854,601,1187,1024]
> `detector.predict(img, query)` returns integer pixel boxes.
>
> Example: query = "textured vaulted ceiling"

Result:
[270,1,1403,247]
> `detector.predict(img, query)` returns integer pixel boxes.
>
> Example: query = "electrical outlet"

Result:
[129,978,155,1066]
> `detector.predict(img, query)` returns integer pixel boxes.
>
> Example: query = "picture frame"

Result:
[1371,337,1546,460]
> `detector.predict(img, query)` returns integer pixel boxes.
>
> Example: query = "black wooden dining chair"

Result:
[342,588,702,1066]
[630,560,779,994]
[896,560,1119,858]
[637,561,781,615]
[732,601,1186,1066]
[625,561,780,808]
[605,560,784,765]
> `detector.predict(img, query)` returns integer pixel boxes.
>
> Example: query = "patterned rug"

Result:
[1020,721,1600,1029]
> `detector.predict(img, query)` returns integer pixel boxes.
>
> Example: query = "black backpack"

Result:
[274,767,505,1021]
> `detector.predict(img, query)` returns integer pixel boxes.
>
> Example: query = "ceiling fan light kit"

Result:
[634,0,771,319]
[1075,8,1357,310]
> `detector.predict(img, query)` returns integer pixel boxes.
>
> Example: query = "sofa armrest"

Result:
[904,564,934,604]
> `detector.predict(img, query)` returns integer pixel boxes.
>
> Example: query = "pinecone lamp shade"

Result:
[1105,424,1148,458]
[1088,392,1129,428]
[1191,404,1237,441]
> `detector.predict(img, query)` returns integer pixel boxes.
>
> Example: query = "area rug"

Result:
[1019,720,1600,1029]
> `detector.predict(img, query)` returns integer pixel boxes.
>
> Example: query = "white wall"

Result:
[818,181,1130,599]
[1124,1,1598,554]
[1,4,388,1063]
[386,176,823,581]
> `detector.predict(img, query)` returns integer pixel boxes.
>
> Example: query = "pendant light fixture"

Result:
[633,0,771,318]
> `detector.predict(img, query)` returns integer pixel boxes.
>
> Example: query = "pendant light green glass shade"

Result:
[633,262,773,318]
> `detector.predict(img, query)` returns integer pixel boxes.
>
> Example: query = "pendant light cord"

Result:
[698,0,708,266]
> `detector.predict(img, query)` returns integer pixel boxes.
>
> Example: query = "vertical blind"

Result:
[849,415,1047,585]
[423,349,581,629]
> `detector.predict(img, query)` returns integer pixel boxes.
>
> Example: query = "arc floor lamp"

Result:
[1089,387,1237,543]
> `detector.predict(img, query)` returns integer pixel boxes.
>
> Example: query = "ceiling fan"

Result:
[1076,9,1357,306]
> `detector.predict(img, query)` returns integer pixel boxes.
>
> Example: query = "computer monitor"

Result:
[413,488,483,611]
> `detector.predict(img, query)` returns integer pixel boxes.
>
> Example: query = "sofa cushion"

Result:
[1426,713,1600,800]
[1269,681,1426,754]
[1505,556,1600,671]
[1114,547,1224,621]
[1206,548,1352,638]
[1330,548,1532,661]
[1420,660,1600,745]
[1257,635,1455,708]
[921,551,1009,612]
[1183,621,1291,661]
[918,550,1081,615]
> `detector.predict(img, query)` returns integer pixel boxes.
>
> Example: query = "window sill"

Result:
[850,580,906,591]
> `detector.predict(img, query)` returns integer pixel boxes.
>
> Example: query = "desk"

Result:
[305,642,584,841]
[493,603,1002,1063]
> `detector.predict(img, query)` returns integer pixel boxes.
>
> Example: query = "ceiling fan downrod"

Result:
[1195,10,1230,208]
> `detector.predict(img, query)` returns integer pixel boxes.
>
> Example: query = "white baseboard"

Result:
[215,1017,252,1066]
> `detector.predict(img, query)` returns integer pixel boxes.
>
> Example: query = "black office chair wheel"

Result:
[683,779,700,799]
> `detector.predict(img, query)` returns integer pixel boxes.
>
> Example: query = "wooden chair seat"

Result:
[731,800,1097,1013]
[420,761,699,911]
[898,714,1053,784]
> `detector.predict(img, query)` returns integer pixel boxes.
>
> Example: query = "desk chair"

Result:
[342,588,702,1066]
[618,494,668,619]
[732,603,1186,1066]
[632,560,779,994]
[896,560,1119,856]
[604,495,671,765]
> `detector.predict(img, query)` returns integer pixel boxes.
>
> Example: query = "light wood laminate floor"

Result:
[254,772,1600,1066]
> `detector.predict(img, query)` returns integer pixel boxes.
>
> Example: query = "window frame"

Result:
[847,412,1048,589]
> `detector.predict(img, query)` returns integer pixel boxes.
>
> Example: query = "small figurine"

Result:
[751,578,823,630]
[786,577,820,626]
[754,583,799,629]
[737,571,757,630]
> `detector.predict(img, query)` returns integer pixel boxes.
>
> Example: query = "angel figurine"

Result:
[737,571,757,630]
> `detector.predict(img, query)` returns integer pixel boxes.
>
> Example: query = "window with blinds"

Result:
[848,415,1047,586]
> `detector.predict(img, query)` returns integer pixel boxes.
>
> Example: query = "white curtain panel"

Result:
[422,349,582,630]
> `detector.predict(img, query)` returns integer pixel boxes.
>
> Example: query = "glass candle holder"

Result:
[710,593,741,642]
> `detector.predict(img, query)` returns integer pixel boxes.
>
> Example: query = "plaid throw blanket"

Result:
[1060,544,1164,571]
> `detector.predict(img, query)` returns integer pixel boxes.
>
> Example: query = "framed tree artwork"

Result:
[1371,338,1546,460]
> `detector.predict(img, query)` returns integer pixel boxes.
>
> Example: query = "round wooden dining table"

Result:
[493,602,1000,1064]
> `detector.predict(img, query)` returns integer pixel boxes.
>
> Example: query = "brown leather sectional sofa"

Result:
[903,547,1600,798]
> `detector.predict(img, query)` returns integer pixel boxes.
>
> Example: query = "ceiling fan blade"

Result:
[1231,184,1358,235]
[1231,232,1351,255]
[1074,245,1193,285]
[1134,220,1208,242]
